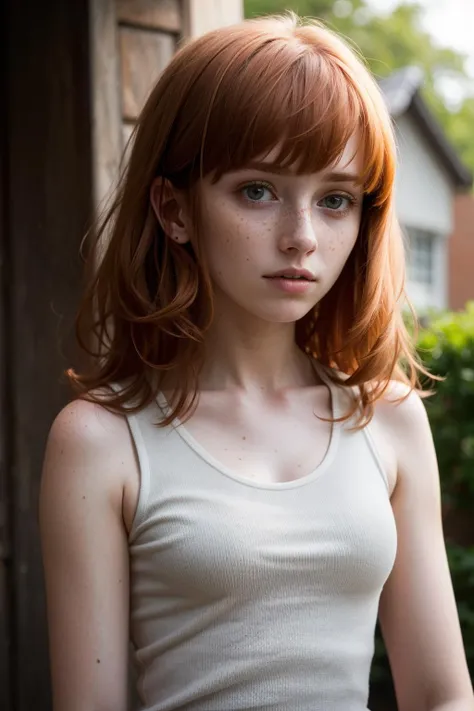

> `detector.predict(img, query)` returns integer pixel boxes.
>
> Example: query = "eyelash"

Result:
[239,181,359,216]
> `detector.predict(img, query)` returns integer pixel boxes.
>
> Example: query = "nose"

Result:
[278,205,318,255]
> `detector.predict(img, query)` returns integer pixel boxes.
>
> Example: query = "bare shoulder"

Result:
[371,382,435,496]
[42,398,136,514]
[375,382,431,446]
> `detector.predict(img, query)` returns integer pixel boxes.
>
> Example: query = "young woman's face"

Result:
[197,136,365,324]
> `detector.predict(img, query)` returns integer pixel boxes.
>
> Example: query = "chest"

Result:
[170,385,334,485]
[130,436,398,601]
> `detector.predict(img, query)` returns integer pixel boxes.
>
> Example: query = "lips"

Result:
[264,268,316,281]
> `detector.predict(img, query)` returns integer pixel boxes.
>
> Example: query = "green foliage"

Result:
[370,303,474,695]
[418,303,474,512]
[447,543,474,667]
[243,0,474,177]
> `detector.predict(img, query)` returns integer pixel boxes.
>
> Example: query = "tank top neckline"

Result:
[155,359,342,491]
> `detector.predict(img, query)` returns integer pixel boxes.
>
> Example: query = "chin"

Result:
[254,303,317,324]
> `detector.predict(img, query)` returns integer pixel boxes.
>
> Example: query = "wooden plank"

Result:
[182,0,243,38]
[117,0,182,32]
[0,3,13,708]
[121,122,135,168]
[6,0,93,708]
[120,26,175,120]
[122,121,134,149]
[0,563,11,711]
[90,0,123,207]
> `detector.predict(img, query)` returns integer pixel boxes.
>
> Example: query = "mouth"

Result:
[264,268,316,282]
[263,270,317,294]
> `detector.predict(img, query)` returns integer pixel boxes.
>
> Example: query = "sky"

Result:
[368,0,474,76]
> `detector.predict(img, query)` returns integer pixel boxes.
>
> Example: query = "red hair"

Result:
[69,12,429,425]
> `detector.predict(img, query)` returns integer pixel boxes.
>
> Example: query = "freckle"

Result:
[238,457,242,460]
[242,436,246,440]
[82,496,86,500]
[246,258,250,261]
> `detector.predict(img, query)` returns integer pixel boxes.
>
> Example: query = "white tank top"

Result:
[123,365,397,711]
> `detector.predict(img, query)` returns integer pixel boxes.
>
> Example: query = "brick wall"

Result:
[448,193,474,310]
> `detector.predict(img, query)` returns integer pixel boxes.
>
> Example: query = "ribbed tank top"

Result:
[123,364,397,711]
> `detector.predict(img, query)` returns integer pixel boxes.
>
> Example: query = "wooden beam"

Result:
[6,0,93,707]
[0,2,13,707]
[120,26,176,121]
[89,0,123,207]
[117,0,181,33]
[182,0,243,38]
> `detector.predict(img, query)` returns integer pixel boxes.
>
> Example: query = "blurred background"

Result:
[1,1,473,710]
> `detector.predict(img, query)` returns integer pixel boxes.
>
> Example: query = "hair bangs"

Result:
[200,38,383,193]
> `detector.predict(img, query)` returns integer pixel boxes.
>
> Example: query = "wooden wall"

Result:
[90,0,243,205]
[1,2,243,709]
[119,1,181,141]
[3,1,93,709]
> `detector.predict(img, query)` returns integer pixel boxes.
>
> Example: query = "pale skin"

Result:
[40,137,474,710]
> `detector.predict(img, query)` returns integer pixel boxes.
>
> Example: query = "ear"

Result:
[150,177,191,244]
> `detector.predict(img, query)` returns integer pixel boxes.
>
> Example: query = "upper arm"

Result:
[378,390,474,711]
[39,400,132,711]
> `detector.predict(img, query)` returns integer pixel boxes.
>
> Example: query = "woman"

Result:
[39,12,473,711]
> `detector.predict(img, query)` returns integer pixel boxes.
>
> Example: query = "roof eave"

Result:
[409,92,473,189]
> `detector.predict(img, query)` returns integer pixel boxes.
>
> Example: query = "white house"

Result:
[379,67,472,311]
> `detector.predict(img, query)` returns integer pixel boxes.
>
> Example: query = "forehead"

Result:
[236,134,365,180]
[255,134,364,173]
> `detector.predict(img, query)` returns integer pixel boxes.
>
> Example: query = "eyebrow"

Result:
[243,162,363,184]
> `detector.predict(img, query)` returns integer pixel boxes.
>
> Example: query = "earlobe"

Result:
[150,178,190,244]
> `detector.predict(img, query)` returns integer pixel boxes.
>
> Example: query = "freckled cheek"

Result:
[322,217,360,253]
[207,212,274,263]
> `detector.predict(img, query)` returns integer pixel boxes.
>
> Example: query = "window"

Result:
[405,227,436,287]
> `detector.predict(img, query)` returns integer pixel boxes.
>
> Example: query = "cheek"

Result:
[202,203,272,267]
[322,218,360,257]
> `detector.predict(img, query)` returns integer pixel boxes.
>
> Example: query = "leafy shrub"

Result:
[370,302,474,699]
[417,303,474,515]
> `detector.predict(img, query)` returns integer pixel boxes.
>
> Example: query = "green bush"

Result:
[370,302,474,697]
[418,303,474,513]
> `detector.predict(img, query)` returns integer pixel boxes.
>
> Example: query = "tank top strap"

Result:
[308,361,391,492]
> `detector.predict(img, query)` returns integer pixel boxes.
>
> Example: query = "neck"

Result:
[197,308,315,394]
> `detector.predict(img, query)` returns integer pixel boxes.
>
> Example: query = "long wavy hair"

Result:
[68,12,430,426]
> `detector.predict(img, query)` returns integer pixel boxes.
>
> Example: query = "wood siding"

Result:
[2,1,243,708]
[3,1,93,709]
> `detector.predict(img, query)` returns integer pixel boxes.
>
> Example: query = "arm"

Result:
[39,400,133,711]
[378,390,474,711]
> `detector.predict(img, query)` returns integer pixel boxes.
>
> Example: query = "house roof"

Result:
[379,66,473,189]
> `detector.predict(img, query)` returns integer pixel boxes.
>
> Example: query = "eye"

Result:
[241,182,275,203]
[319,194,356,212]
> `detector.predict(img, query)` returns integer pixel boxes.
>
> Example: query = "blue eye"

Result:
[241,182,274,203]
[320,194,354,211]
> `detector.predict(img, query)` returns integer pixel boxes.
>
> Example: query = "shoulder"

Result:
[372,382,436,495]
[46,397,131,462]
[42,398,136,512]
[375,382,431,447]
